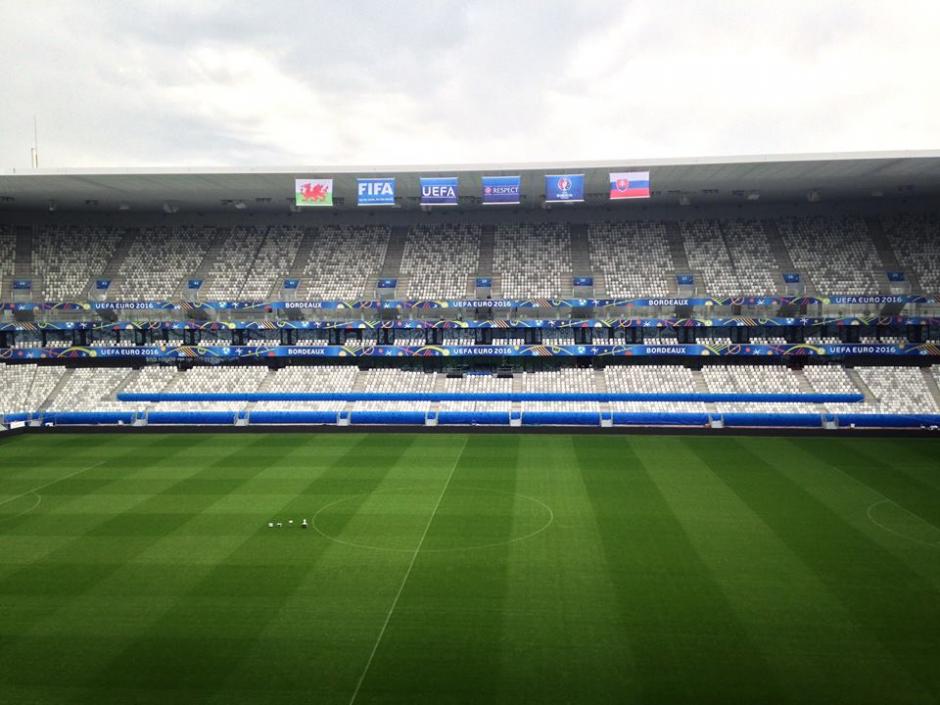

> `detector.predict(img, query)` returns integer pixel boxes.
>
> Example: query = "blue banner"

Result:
[187,279,203,290]
[420,177,458,206]
[784,273,801,283]
[887,271,906,282]
[357,177,396,206]
[476,277,493,288]
[544,174,584,203]
[4,342,937,362]
[482,175,521,205]
[283,279,300,290]
[95,279,111,290]
[3,314,936,334]
[573,277,594,287]
[377,278,397,289]
[677,274,694,285]
[12,279,31,290]
[4,293,938,315]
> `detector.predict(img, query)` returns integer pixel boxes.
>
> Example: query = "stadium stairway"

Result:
[286,228,319,283]
[184,227,229,298]
[378,226,408,278]
[38,368,73,412]
[593,367,613,424]
[761,219,807,291]
[111,368,141,399]
[86,227,137,299]
[865,216,921,312]
[664,221,691,292]
[569,223,592,279]
[845,368,877,403]
[244,368,278,417]
[13,225,32,279]
[474,225,496,296]
[477,225,495,276]
[340,368,368,418]
[794,368,829,415]
[920,368,940,410]
[692,369,720,417]
[234,225,271,300]
[511,373,522,421]
[143,371,183,417]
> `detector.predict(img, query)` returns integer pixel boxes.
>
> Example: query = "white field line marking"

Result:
[348,436,468,705]
[0,460,109,510]
[313,486,554,554]
[866,498,940,547]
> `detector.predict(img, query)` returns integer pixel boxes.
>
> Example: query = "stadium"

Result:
[1,151,940,703]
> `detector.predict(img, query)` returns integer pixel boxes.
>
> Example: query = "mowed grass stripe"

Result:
[82,434,421,704]
[351,434,517,703]
[0,432,938,705]
[818,438,940,528]
[0,435,293,694]
[0,433,124,486]
[634,436,880,703]
[677,436,935,704]
[0,433,182,519]
[764,438,940,573]
[501,435,637,703]
[573,435,780,704]
[0,434,218,576]
[691,436,940,702]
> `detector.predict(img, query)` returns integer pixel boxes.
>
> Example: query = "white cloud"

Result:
[0,0,937,168]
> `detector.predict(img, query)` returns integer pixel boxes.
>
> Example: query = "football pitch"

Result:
[1,431,939,704]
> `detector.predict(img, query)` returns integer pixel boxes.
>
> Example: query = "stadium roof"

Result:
[2,150,939,213]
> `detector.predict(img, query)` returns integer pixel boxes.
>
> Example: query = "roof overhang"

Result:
[2,150,939,213]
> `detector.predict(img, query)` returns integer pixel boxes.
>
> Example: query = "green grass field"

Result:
[1,432,939,704]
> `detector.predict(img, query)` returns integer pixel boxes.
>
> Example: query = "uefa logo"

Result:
[484,186,492,194]
[557,177,571,192]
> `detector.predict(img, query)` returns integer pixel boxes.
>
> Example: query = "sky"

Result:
[1,0,938,169]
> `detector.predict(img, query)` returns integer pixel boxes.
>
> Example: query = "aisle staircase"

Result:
[845,368,877,403]
[793,368,828,415]
[38,369,73,411]
[83,227,137,299]
[510,373,523,426]
[691,369,719,418]
[920,368,940,412]
[593,368,613,426]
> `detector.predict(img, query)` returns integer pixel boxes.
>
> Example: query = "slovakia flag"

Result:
[609,171,651,200]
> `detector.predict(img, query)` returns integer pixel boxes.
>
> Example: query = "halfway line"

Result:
[347,435,469,705]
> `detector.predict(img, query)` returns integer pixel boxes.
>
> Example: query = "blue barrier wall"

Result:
[721,413,823,428]
[437,411,509,425]
[147,411,236,425]
[834,414,940,428]
[248,411,336,425]
[349,411,426,425]
[522,412,600,426]
[612,412,709,426]
[14,409,940,429]
[118,392,864,404]
[42,412,135,425]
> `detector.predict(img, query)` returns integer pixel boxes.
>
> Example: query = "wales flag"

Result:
[295,178,333,207]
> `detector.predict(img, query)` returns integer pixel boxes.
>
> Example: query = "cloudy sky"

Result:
[1,0,937,169]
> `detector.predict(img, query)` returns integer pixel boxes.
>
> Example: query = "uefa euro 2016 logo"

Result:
[557,177,571,193]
